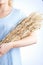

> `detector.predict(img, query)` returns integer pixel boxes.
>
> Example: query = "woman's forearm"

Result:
[11,32,37,48]
[0,31,37,57]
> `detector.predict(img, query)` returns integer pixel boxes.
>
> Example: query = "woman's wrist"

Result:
[9,42,14,49]
[10,41,18,48]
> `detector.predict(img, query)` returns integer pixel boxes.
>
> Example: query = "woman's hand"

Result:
[0,42,13,57]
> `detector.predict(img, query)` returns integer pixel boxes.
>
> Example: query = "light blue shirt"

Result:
[0,8,26,65]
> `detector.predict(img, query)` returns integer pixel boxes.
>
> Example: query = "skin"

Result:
[0,0,12,18]
[0,0,37,57]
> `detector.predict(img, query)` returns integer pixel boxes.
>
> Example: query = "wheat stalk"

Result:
[0,12,43,44]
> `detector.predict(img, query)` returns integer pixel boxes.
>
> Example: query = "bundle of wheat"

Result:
[0,12,43,45]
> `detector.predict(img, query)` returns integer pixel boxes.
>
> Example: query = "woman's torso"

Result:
[0,8,26,65]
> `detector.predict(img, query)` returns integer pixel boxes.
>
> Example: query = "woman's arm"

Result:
[0,31,37,57]
[12,31,37,48]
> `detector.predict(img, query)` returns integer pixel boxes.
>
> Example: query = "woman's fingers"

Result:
[0,51,2,55]
[0,49,3,57]
[0,44,5,57]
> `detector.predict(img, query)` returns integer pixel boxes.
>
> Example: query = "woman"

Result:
[0,0,37,65]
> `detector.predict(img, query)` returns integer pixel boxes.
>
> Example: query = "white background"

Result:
[13,0,43,65]
[13,0,43,15]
